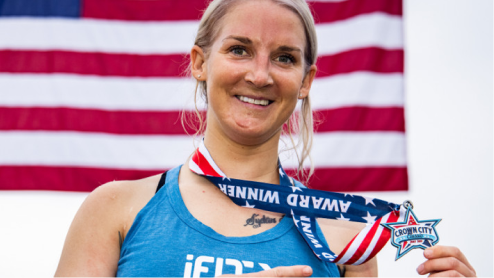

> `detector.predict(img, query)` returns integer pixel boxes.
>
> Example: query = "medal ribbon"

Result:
[189,141,406,265]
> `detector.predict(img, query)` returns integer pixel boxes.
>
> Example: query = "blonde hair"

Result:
[183,0,318,183]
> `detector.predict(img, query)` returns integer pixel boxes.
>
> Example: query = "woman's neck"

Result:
[202,131,281,184]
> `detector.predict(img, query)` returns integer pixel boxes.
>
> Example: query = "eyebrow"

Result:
[223,35,302,53]
[223,35,252,44]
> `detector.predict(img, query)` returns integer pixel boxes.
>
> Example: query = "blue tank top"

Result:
[117,165,340,277]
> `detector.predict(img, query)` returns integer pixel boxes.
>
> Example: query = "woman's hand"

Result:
[416,245,476,277]
[221,265,313,277]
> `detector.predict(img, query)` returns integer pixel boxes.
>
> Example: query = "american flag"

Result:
[0,0,407,192]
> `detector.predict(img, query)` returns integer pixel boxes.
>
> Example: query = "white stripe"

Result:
[281,132,407,167]
[354,213,391,265]
[189,160,204,175]
[0,18,198,54]
[198,141,226,176]
[0,14,401,55]
[0,131,405,169]
[0,74,202,111]
[335,221,372,264]
[316,13,403,55]
[0,73,402,110]
[310,72,404,110]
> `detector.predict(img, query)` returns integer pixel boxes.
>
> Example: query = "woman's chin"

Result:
[225,124,281,147]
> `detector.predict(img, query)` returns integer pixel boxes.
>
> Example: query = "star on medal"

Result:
[381,206,441,260]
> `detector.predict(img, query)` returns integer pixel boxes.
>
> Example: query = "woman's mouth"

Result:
[236,95,272,106]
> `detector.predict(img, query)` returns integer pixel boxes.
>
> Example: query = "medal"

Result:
[381,201,441,260]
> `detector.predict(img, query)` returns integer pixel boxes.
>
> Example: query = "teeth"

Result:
[238,96,269,106]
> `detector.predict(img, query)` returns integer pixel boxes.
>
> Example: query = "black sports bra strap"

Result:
[155,171,168,193]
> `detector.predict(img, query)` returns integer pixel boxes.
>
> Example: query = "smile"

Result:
[236,95,272,106]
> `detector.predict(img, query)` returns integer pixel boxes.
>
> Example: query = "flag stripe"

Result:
[361,210,400,264]
[316,13,402,56]
[0,14,402,56]
[0,50,187,77]
[316,48,404,77]
[294,167,408,192]
[345,216,384,264]
[315,107,405,132]
[0,165,407,192]
[192,151,222,177]
[0,131,406,168]
[0,72,404,111]
[309,0,402,23]
[0,106,404,134]
[0,48,402,77]
[0,165,162,191]
[80,0,401,22]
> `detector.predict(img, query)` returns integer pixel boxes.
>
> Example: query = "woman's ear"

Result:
[191,45,207,81]
[298,65,317,99]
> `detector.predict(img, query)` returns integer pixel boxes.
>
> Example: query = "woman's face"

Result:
[194,0,316,146]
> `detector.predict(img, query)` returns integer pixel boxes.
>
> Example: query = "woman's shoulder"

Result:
[55,173,164,276]
[89,174,163,229]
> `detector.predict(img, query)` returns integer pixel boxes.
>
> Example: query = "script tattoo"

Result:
[244,213,277,228]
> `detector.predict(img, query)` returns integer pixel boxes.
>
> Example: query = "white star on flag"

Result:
[291,186,303,193]
[363,196,376,206]
[222,176,231,181]
[243,201,255,208]
[344,193,354,197]
[362,212,377,224]
[336,213,350,221]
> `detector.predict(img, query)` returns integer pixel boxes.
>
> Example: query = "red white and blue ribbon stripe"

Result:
[189,141,407,265]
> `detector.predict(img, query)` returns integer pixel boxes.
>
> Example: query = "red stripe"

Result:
[193,151,222,177]
[315,107,405,132]
[345,216,385,264]
[0,165,163,192]
[316,48,404,77]
[0,166,407,192]
[82,0,209,21]
[0,48,402,77]
[334,232,359,263]
[0,107,205,135]
[362,210,400,263]
[287,167,408,192]
[81,0,401,22]
[310,0,402,23]
[0,50,187,77]
[0,107,402,135]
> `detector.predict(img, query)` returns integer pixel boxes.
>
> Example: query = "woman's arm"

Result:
[55,181,130,276]
[55,175,158,276]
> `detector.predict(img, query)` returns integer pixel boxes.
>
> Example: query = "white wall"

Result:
[0,0,492,276]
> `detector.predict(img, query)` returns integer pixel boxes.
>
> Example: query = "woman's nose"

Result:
[244,55,274,88]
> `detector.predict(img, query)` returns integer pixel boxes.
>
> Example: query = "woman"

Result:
[55,0,476,276]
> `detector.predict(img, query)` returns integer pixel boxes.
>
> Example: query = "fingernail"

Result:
[416,264,424,274]
[303,266,312,276]
[424,249,432,257]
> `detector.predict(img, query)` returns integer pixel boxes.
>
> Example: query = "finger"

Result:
[428,270,464,277]
[417,257,476,277]
[423,246,475,274]
[221,265,312,278]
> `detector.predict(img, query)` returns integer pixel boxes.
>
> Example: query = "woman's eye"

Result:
[230,47,247,56]
[276,55,295,64]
